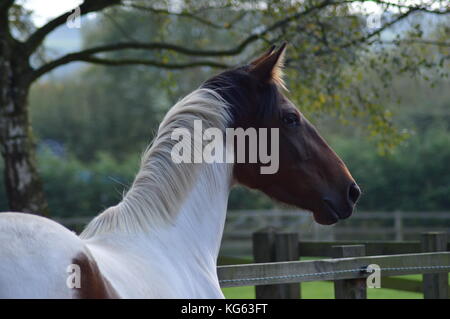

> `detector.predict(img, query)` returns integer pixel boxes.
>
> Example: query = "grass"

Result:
[219,256,449,299]
[222,277,423,299]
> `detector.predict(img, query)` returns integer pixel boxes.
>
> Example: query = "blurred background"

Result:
[0,1,449,260]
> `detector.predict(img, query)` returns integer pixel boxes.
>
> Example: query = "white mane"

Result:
[81,88,231,239]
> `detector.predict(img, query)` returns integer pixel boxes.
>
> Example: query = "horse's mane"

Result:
[80,88,231,239]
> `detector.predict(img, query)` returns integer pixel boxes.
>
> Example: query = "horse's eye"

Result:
[282,113,300,127]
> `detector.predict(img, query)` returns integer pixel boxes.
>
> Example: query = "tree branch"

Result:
[29,0,450,81]
[30,0,334,80]
[378,39,450,47]
[24,0,121,55]
[344,8,419,48]
[123,3,234,29]
[31,55,228,80]
[0,0,15,12]
[0,0,15,33]
[313,7,421,56]
[70,56,229,69]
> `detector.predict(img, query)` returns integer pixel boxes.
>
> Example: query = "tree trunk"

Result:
[0,36,49,215]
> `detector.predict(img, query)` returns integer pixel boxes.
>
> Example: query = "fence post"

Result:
[394,211,403,241]
[421,232,449,299]
[253,227,277,299]
[275,232,300,299]
[332,245,367,299]
[252,228,300,299]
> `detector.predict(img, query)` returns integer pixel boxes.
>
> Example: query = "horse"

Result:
[0,43,360,298]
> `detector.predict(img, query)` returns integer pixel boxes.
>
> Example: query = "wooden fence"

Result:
[217,229,450,299]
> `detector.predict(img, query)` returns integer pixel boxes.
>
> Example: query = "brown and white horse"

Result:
[0,44,360,298]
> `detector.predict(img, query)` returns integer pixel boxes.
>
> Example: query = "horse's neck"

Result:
[143,162,232,260]
[86,162,233,296]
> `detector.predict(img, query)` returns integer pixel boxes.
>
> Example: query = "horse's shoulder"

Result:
[0,212,85,298]
[0,212,119,298]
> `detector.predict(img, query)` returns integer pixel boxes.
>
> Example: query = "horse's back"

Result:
[0,212,85,298]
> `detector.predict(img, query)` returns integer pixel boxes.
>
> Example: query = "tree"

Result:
[0,0,448,215]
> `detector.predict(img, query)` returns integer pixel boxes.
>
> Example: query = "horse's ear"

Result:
[250,45,276,66]
[249,42,287,86]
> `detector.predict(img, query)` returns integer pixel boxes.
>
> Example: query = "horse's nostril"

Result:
[348,183,361,205]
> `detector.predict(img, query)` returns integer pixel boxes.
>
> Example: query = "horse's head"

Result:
[204,43,361,225]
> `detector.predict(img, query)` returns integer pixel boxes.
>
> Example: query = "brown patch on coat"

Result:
[71,252,119,299]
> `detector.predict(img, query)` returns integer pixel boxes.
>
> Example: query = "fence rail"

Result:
[297,240,450,257]
[218,230,450,299]
[218,252,450,287]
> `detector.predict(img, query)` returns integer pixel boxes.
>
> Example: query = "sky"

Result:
[21,0,84,26]
[21,0,393,27]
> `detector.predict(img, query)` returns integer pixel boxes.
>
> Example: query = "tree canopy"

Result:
[27,0,450,152]
[0,0,448,215]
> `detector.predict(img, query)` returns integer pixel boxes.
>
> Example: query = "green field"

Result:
[219,256,449,299]
[222,276,423,299]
